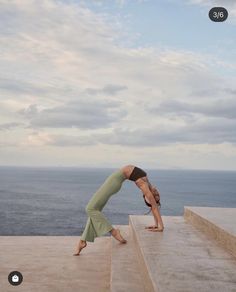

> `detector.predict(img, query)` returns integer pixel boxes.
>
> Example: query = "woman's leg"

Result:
[80,207,114,242]
[73,208,115,255]
[110,228,127,243]
[74,170,126,255]
[80,171,125,242]
[73,239,87,256]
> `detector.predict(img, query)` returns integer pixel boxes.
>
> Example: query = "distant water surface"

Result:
[0,166,235,235]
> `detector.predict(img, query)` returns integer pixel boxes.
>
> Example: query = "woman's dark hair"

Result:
[143,193,161,215]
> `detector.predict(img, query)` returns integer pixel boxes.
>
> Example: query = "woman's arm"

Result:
[136,180,164,231]
[151,206,164,231]
[146,177,153,190]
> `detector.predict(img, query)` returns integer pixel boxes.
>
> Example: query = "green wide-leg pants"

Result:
[80,170,126,242]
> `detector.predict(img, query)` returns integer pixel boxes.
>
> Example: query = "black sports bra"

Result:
[128,166,147,181]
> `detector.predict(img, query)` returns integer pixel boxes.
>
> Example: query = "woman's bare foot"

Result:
[73,240,87,256]
[111,228,127,244]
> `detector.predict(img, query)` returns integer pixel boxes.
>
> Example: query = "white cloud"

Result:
[24,131,54,147]
[0,122,24,131]
[0,0,236,169]
[17,99,126,129]
[151,96,236,119]
[26,132,97,147]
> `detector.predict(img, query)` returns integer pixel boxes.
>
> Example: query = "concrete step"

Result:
[110,225,151,292]
[0,236,111,292]
[184,206,236,258]
[129,215,236,292]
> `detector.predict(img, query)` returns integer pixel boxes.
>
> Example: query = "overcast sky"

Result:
[0,0,236,170]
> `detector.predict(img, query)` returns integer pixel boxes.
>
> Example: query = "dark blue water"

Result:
[0,166,235,235]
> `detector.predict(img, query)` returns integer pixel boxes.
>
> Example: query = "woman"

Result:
[74,165,164,256]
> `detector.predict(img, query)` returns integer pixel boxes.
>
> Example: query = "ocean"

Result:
[0,166,235,235]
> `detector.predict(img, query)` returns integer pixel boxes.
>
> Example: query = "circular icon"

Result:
[8,271,23,286]
[209,7,228,22]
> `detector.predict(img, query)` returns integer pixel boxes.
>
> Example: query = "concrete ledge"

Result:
[184,207,236,258]
[129,217,155,292]
[110,225,148,292]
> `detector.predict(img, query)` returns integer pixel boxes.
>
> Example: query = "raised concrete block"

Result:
[184,206,236,258]
[129,215,236,292]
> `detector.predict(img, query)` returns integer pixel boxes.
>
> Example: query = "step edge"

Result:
[129,216,157,292]
[110,224,149,292]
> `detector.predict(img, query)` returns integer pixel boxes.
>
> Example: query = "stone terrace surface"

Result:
[1,208,236,292]
[0,236,111,292]
[130,215,236,292]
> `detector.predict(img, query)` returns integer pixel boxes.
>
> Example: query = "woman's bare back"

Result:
[120,165,135,179]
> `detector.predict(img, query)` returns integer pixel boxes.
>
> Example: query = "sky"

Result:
[0,0,236,170]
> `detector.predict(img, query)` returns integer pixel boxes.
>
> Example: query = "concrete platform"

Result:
[184,207,236,258]
[0,236,111,292]
[130,215,236,292]
[1,207,236,292]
